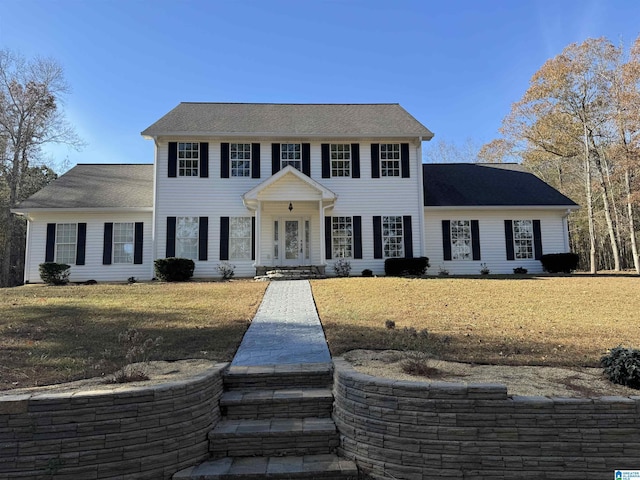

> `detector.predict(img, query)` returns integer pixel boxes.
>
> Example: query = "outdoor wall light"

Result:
[288,202,293,212]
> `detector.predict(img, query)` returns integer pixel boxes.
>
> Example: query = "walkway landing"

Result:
[230,280,331,366]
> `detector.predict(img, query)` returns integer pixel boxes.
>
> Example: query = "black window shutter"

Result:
[166,217,176,258]
[272,143,280,175]
[220,143,230,178]
[401,143,410,178]
[134,222,144,264]
[251,217,256,260]
[505,220,515,261]
[471,220,481,261]
[220,217,230,261]
[373,216,383,259]
[45,223,56,262]
[251,143,261,179]
[351,144,360,178]
[403,216,413,258]
[321,144,330,178]
[199,142,209,178]
[325,216,332,260]
[103,222,113,265]
[353,216,363,259]
[168,142,177,178]
[76,223,87,265]
[533,220,543,260]
[442,220,452,261]
[371,144,380,179]
[302,143,311,176]
[199,217,208,261]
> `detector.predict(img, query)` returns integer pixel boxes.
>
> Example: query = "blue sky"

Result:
[1,0,639,171]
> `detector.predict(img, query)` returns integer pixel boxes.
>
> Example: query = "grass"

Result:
[0,281,266,390]
[311,275,640,368]
[2,275,639,391]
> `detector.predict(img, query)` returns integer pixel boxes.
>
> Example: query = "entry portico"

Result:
[242,166,337,270]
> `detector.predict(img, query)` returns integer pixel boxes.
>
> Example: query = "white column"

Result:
[255,200,262,266]
[319,200,325,266]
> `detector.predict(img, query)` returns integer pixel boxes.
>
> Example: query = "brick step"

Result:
[209,418,339,458]
[173,453,358,479]
[223,363,333,391]
[220,388,334,419]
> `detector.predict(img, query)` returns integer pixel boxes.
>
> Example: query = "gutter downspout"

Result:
[416,137,426,258]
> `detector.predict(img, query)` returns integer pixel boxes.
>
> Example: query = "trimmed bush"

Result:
[540,253,579,273]
[154,257,195,282]
[39,262,70,285]
[361,269,373,277]
[384,257,429,277]
[513,266,528,274]
[601,346,640,389]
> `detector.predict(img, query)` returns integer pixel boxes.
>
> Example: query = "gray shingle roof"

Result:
[141,103,434,138]
[423,163,579,207]
[13,164,153,210]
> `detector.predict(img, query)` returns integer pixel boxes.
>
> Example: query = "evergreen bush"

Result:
[540,253,579,273]
[38,262,70,285]
[154,257,195,282]
[601,346,640,389]
[384,257,429,276]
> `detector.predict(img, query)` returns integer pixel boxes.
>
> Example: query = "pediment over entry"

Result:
[242,166,337,208]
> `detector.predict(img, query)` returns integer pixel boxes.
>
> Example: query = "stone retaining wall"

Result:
[333,359,640,480]
[0,363,226,480]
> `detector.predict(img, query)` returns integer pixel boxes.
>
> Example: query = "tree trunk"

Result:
[625,168,640,274]
[583,127,597,273]
[592,152,621,271]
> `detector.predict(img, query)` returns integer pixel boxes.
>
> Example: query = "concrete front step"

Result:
[172,454,359,480]
[223,363,333,391]
[209,417,339,457]
[220,388,334,419]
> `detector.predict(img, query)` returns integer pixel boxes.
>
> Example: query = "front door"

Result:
[276,218,310,265]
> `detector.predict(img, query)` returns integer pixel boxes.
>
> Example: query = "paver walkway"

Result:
[230,280,331,366]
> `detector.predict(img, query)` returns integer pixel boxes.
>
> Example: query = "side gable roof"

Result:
[13,164,154,211]
[422,163,579,208]
[141,103,434,139]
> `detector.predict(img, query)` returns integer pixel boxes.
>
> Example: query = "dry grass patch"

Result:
[0,281,266,390]
[311,275,640,367]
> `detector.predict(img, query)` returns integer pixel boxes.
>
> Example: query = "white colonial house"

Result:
[13,103,578,283]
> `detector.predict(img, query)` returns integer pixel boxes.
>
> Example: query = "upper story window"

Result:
[178,142,199,176]
[383,215,403,258]
[451,220,472,260]
[176,216,199,259]
[380,144,400,177]
[331,144,351,177]
[281,143,301,171]
[332,216,353,258]
[56,223,77,264]
[231,143,251,177]
[113,222,134,264]
[513,220,534,259]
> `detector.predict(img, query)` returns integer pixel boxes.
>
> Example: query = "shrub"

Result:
[513,266,528,274]
[601,345,640,389]
[217,261,236,280]
[154,257,195,282]
[479,263,490,275]
[106,328,163,383]
[540,253,579,273]
[385,320,396,330]
[333,258,351,277]
[438,265,449,276]
[361,269,373,277]
[38,262,70,285]
[384,257,429,276]
[401,358,442,377]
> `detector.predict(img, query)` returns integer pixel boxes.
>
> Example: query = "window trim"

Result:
[382,215,404,258]
[55,223,77,265]
[380,143,401,177]
[513,219,534,260]
[175,216,199,260]
[113,222,135,264]
[230,143,251,177]
[280,143,302,171]
[229,217,253,260]
[178,142,200,177]
[450,220,472,261]
[330,144,351,177]
[332,216,353,259]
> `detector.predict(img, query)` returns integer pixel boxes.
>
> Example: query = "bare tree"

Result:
[0,49,81,286]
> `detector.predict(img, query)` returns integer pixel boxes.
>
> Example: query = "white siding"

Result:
[424,208,571,275]
[154,139,424,277]
[24,211,153,283]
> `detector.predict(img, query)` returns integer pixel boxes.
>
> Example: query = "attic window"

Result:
[178,143,199,176]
